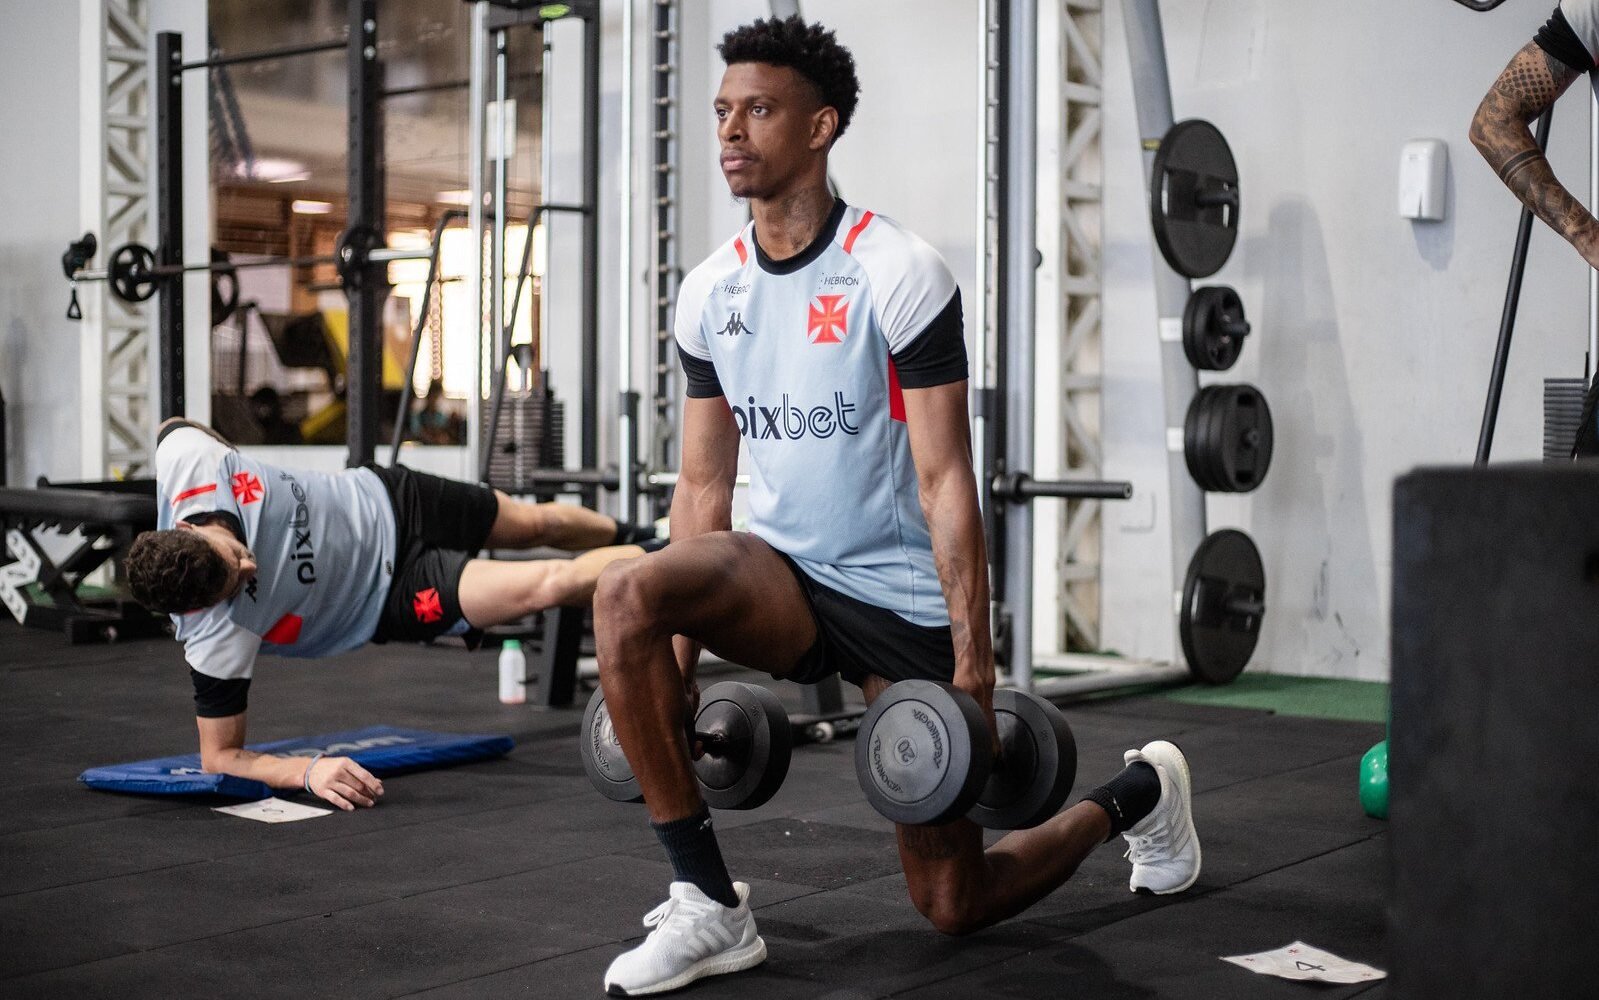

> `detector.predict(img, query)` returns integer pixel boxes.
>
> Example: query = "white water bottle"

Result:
[498,639,526,705]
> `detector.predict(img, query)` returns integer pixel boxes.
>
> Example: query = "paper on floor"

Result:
[212,796,333,823]
[1222,941,1386,984]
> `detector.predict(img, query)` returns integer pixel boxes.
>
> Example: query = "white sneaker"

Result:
[1121,740,1201,895]
[603,881,766,996]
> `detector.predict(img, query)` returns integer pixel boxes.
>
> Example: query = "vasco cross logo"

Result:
[231,471,264,504]
[715,312,755,337]
[413,588,443,624]
[807,295,848,344]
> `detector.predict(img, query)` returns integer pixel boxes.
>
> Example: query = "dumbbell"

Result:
[581,681,792,810]
[854,680,1076,829]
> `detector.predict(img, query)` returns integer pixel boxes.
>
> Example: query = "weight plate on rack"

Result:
[1180,528,1266,684]
[1150,119,1240,279]
[1182,285,1250,371]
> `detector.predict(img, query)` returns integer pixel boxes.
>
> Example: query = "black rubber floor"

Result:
[0,619,1389,999]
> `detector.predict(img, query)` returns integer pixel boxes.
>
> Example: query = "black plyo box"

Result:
[1389,463,1599,997]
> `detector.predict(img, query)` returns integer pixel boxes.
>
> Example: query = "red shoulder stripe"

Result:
[172,483,218,504]
[733,237,748,265]
[842,211,875,254]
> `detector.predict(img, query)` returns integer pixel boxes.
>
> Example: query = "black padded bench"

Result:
[0,478,164,644]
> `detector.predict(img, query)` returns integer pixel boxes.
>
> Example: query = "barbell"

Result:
[62,227,438,309]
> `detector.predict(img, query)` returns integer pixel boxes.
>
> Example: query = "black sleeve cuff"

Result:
[677,345,724,398]
[891,291,968,389]
[1536,7,1593,73]
[191,669,250,718]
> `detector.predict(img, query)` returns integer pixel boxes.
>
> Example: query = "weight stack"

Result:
[480,389,566,494]
[1389,464,1599,998]
[1542,377,1587,461]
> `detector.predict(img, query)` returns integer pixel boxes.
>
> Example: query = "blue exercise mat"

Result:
[79,725,515,800]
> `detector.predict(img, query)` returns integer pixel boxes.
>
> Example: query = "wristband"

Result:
[302,752,326,794]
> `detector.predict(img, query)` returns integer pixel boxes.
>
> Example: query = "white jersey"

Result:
[675,201,967,625]
[156,425,397,690]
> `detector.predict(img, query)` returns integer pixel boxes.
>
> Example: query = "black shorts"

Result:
[775,551,956,688]
[368,465,500,643]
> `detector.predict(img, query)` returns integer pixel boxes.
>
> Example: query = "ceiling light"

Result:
[245,156,311,184]
[291,199,333,215]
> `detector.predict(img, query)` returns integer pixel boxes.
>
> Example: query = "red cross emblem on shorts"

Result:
[231,471,264,504]
[413,587,443,623]
[806,294,849,344]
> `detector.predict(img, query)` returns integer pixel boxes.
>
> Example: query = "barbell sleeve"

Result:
[992,472,1134,502]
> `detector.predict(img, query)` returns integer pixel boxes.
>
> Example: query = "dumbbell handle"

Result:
[1196,187,1239,208]
[688,728,749,756]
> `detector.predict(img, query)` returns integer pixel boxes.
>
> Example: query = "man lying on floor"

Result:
[126,417,660,811]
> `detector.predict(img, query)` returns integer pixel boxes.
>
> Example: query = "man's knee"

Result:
[594,559,666,632]
[910,885,985,937]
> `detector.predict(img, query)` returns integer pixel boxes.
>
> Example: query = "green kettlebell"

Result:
[1359,739,1388,819]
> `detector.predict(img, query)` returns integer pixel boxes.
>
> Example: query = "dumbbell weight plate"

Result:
[580,687,643,803]
[695,681,792,811]
[855,680,992,826]
[967,689,1078,831]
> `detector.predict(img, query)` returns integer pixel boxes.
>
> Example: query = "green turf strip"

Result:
[1160,672,1389,724]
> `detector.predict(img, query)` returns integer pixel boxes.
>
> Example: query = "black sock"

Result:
[1082,761,1161,840]
[611,520,658,546]
[651,806,739,907]
[638,536,669,553]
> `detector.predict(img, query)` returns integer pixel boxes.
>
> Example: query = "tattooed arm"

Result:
[1470,42,1599,267]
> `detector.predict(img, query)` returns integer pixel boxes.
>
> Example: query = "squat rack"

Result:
[64,0,455,467]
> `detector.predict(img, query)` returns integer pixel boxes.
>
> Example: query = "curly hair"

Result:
[126,529,230,614]
[719,16,860,141]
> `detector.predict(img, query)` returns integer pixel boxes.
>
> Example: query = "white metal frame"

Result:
[1054,0,1106,652]
[79,0,153,479]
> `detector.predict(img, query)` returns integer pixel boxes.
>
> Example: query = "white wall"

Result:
[1099,0,1590,679]
[0,3,83,485]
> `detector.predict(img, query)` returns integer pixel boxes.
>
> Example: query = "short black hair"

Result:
[127,529,230,614]
[719,16,860,141]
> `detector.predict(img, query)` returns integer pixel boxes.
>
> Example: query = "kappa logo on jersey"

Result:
[807,295,849,344]
[413,588,443,624]
[715,312,755,337]
[231,471,264,504]
[732,392,860,441]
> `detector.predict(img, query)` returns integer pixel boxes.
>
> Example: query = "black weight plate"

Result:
[108,243,159,304]
[1200,386,1228,492]
[855,680,991,826]
[968,689,1078,830]
[695,681,792,811]
[1182,388,1208,490]
[1214,384,1274,493]
[1184,386,1224,492]
[1181,528,1266,684]
[580,687,643,803]
[1150,119,1240,279]
[1183,285,1248,371]
[1202,384,1228,489]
